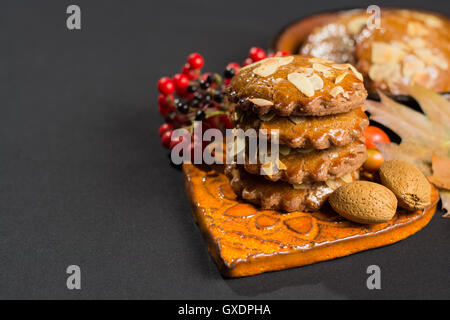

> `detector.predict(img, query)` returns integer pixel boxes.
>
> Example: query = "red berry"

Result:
[219,115,233,129]
[161,130,172,148]
[243,57,254,66]
[275,51,289,56]
[159,104,175,116]
[249,47,266,62]
[182,63,199,80]
[172,73,189,92]
[158,123,173,136]
[157,77,175,95]
[158,105,170,116]
[201,72,211,82]
[157,94,168,108]
[169,135,185,150]
[187,53,204,69]
[181,63,191,74]
[226,62,241,71]
[158,94,174,108]
[207,116,218,129]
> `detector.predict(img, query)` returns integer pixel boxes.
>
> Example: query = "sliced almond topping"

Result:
[368,64,386,82]
[273,78,284,84]
[347,16,368,34]
[309,57,331,63]
[292,183,307,190]
[239,60,261,72]
[309,73,324,90]
[228,137,245,157]
[276,56,294,66]
[258,112,275,122]
[414,12,443,28]
[289,116,305,124]
[415,48,435,65]
[332,64,348,70]
[287,72,315,97]
[330,86,344,98]
[295,148,313,154]
[407,21,429,37]
[260,161,274,176]
[340,173,353,183]
[335,72,347,84]
[422,15,443,28]
[253,58,279,77]
[232,110,241,122]
[325,179,339,190]
[402,55,425,78]
[408,38,426,49]
[279,145,291,156]
[277,159,287,171]
[390,41,409,52]
[250,98,274,107]
[433,55,448,70]
[312,63,332,74]
[346,64,364,81]
[371,42,405,64]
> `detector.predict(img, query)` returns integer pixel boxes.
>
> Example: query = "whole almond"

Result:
[379,160,431,211]
[329,181,397,224]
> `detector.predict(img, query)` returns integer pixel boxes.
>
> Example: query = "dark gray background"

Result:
[0,0,449,299]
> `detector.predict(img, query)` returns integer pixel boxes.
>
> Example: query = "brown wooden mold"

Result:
[183,163,438,278]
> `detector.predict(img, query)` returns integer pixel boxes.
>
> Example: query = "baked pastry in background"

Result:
[301,9,450,95]
[300,9,369,65]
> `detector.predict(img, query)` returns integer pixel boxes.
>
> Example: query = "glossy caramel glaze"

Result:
[235,105,369,149]
[244,140,367,184]
[227,55,367,116]
[183,163,438,277]
[226,164,360,212]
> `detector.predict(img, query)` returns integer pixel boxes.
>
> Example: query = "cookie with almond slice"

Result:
[234,105,368,149]
[243,140,366,184]
[225,164,359,212]
[227,55,367,116]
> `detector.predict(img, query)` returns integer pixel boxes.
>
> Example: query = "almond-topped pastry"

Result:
[227,55,367,116]
[234,105,369,149]
[300,9,370,64]
[355,10,450,95]
[225,164,359,212]
[243,140,366,185]
[300,9,450,95]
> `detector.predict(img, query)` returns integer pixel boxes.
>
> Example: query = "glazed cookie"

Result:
[234,105,369,149]
[227,55,367,116]
[243,140,366,184]
[355,10,450,95]
[225,164,359,212]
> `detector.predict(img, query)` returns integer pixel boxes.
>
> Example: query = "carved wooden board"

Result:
[183,163,438,277]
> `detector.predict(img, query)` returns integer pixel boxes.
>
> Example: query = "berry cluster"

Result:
[243,47,289,66]
[157,48,289,153]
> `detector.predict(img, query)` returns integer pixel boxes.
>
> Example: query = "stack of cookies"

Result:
[225,55,369,212]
